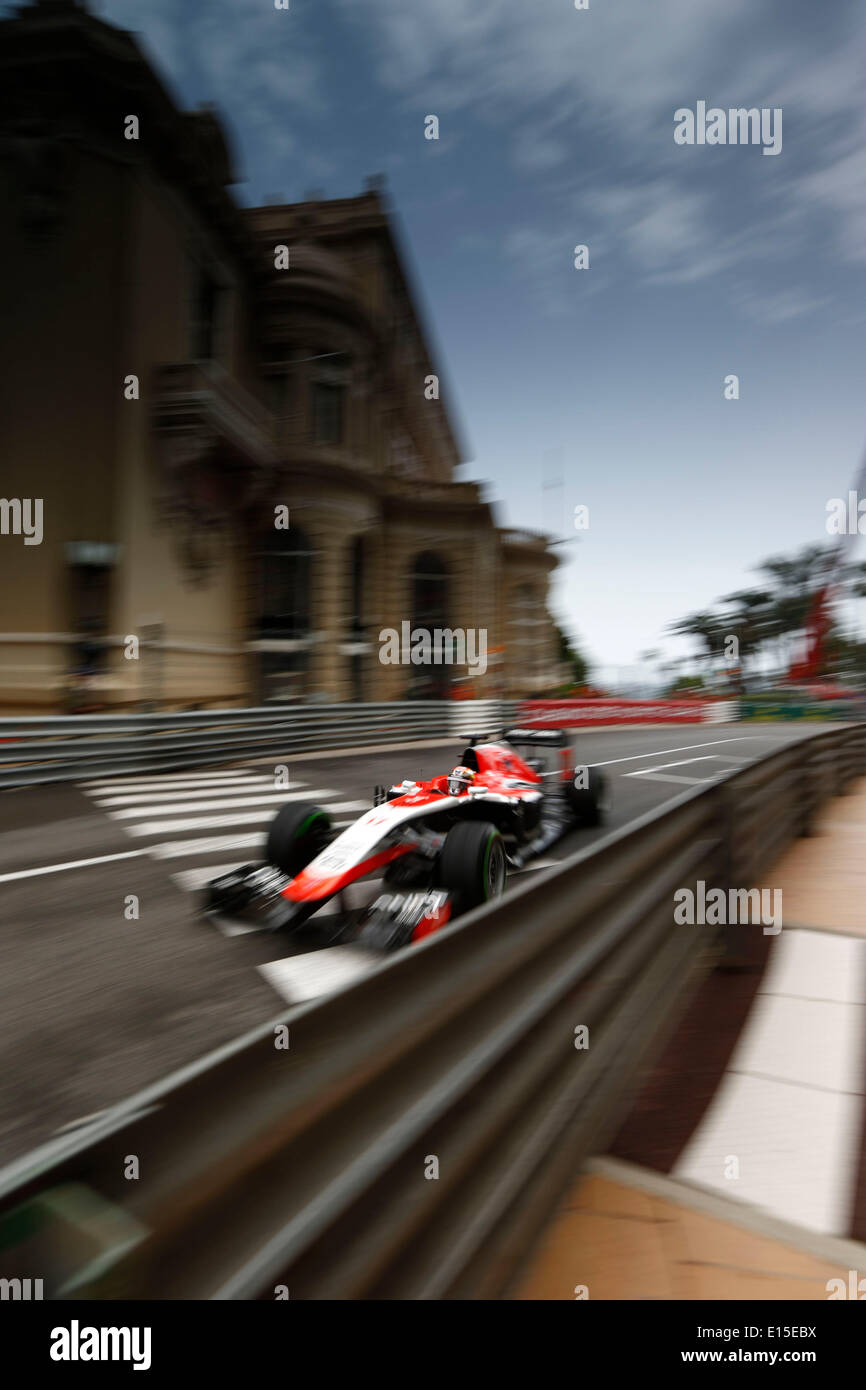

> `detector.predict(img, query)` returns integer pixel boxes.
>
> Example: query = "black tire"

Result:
[566,768,609,827]
[266,802,333,876]
[438,820,506,912]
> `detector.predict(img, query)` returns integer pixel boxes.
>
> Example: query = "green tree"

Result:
[555,624,590,686]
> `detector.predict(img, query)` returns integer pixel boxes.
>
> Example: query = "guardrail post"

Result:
[836,728,865,792]
[798,743,821,837]
[714,778,764,972]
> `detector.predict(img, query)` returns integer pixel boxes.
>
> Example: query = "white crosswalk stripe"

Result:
[94,781,303,806]
[75,762,387,1000]
[84,772,267,790]
[119,801,368,837]
[151,833,267,859]
[106,789,333,818]
[122,810,289,836]
[80,767,367,857]
[148,823,353,860]
[80,769,370,902]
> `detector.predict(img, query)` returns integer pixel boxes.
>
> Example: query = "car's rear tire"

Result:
[566,768,609,827]
[438,820,506,912]
[266,802,333,877]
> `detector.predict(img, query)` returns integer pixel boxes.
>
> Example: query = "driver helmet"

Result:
[448,765,476,796]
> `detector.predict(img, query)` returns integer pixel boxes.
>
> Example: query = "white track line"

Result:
[0,849,148,882]
[624,756,720,777]
[629,771,720,786]
[589,737,761,769]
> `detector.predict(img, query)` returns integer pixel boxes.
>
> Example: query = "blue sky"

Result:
[87,0,866,676]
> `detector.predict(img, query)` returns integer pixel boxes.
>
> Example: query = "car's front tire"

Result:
[266,802,333,877]
[438,820,506,912]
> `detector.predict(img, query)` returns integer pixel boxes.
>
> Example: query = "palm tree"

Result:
[755,545,838,675]
[667,611,726,657]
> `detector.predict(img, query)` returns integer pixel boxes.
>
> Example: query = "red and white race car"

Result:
[204,728,608,950]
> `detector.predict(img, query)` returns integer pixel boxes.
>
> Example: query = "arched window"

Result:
[254,525,313,638]
[412,551,448,627]
[348,534,365,636]
[348,534,367,701]
[409,551,450,697]
[252,525,315,702]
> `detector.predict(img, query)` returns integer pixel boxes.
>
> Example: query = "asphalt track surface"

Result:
[0,722,834,1165]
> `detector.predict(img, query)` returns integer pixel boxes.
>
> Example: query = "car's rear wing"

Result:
[465,727,570,748]
[502,727,576,780]
[502,727,570,748]
[462,728,576,780]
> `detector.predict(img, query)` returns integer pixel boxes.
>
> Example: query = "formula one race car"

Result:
[204,728,608,951]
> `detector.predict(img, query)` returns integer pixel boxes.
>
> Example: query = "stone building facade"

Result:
[0,0,561,712]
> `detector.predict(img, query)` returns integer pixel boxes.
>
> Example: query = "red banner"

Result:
[517,699,710,727]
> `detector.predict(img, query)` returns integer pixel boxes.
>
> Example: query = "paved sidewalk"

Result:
[514,1161,865,1300]
[759,777,866,936]
[515,776,866,1298]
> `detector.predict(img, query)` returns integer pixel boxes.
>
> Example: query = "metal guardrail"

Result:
[0,724,863,1298]
[0,702,510,787]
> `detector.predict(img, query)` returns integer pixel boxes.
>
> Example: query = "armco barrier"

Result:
[0,702,501,788]
[0,723,862,1299]
[0,697,739,788]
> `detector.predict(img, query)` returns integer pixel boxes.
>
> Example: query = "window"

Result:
[268,373,287,419]
[254,525,314,638]
[190,266,220,361]
[69,564,110,674]
[349,535,365,635]
[312,381,344,444]
[409,551,450,698]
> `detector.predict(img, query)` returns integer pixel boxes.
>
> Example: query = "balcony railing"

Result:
[500,527,551,548]
[152,361,277,470]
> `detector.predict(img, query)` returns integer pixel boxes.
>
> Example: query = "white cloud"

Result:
[735,288,828,325]
[336,0,866,310]
[99,0,866,308]
[335,0,752,128]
